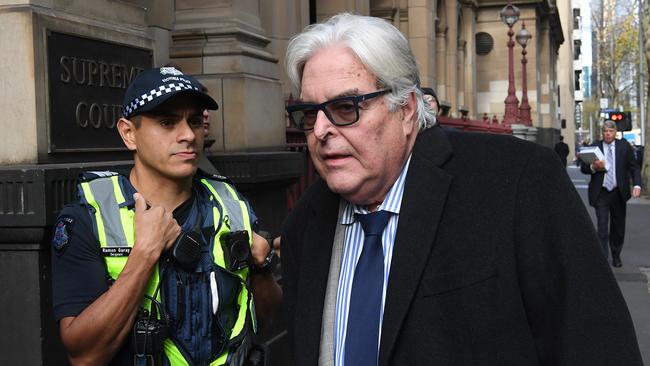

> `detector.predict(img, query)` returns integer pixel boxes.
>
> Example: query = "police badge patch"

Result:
[52,216,74,254]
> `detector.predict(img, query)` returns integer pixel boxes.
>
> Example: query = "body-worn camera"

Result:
[171,230,202,271]
[220,230,250,271]
[133,307,169,358]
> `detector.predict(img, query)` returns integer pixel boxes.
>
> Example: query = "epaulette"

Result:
[196,169,232,184]
[79,171,120,182]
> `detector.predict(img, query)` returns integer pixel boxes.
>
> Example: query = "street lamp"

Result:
[500,0,520,124]
[516,21,532,126]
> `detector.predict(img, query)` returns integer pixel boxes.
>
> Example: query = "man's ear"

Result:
[117,117,137,151]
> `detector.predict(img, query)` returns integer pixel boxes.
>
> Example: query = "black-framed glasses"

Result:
[286,89,391,131]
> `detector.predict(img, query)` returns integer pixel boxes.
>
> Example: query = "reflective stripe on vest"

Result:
[200,178,254,343]
[79,175,253,365]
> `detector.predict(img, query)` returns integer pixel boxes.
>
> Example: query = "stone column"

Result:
[444,0,458,114]
[557,0,576,158]
[146,0,175,65]
[536,17,553,130]
[435,26,447,101]
[317,0,370,20]
[171,0,285,152]
[461,1,477,118]
[260,0,310,98]
[457,41,466,109]
[407,0,437,89]
[0,8,38,164]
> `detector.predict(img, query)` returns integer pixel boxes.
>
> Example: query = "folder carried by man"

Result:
[578,146,604,165]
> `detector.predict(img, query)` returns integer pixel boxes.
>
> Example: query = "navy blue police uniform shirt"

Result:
[50,174,258,365]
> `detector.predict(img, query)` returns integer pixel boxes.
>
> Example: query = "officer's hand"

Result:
[250,232,271,267]
[591,159,606,171]
[133,193,181,259]
[633,186,641,198]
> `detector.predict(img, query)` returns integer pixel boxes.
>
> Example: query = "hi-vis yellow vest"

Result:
[78,172,254,365]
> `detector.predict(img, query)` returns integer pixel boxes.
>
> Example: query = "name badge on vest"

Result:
[102,247,132,257]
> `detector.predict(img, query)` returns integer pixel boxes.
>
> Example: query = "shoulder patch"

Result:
[52,216,74,254]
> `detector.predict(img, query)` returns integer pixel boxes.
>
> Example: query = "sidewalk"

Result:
[568,166,650,364]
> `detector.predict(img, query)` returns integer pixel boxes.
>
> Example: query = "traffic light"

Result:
[607,111,632,131]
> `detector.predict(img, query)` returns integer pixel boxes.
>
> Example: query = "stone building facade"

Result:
[0,0,572,163]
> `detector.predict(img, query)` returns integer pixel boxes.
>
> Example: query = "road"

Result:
[567,165,650,364]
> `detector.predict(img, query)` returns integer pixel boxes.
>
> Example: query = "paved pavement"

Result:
[567,165,650,364]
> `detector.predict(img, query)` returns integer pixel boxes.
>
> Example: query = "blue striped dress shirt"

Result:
[333,155,412,366]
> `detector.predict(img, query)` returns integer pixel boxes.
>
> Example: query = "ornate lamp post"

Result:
[500,0,520,124]
[516,21,532,126]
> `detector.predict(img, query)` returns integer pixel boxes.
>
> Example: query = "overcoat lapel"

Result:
[379,127,454,366]
[293,184,339,365]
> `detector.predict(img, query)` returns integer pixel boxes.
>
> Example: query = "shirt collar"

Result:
[340,155,412,225]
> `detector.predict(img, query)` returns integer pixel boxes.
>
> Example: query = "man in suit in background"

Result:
[554,135,570,167]
[281,13,642,366]
[581,120,641,267]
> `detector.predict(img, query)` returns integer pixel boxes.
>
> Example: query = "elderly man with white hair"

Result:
[280,13,642,366]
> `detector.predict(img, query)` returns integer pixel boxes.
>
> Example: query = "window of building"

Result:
[573,9,581,30]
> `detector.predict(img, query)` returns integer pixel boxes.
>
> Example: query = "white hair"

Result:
[286,13,436,130]
[602,120,617,130]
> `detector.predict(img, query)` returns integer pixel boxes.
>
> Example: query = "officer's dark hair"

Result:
[128,114,142,128]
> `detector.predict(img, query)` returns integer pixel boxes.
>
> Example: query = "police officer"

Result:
[50,67,281,365]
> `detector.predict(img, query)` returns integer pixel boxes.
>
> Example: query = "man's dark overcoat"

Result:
[282,126,642,366]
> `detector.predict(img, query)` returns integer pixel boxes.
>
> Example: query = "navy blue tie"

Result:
[345,210,392,366]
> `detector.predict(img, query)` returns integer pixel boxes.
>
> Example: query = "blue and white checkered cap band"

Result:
[122,82,199,117]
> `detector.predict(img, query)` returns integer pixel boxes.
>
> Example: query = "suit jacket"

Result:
[281,126,642,366]
[580,139,641,206]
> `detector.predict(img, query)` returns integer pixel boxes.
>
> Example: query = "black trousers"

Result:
[594,187,627,259]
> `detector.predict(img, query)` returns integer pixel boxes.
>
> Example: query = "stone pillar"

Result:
[536,17,553,130]
[260,0,310,99]
[407,0,437,89]
[435,26,447,101]
[444,0,458,114]
[317,0,370,20]
[146,0,175,65]
[171,0,285,152]
[0,8,38,164]
[457,41,466,110]
[461,2,477,118]
[556,0,576,158]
